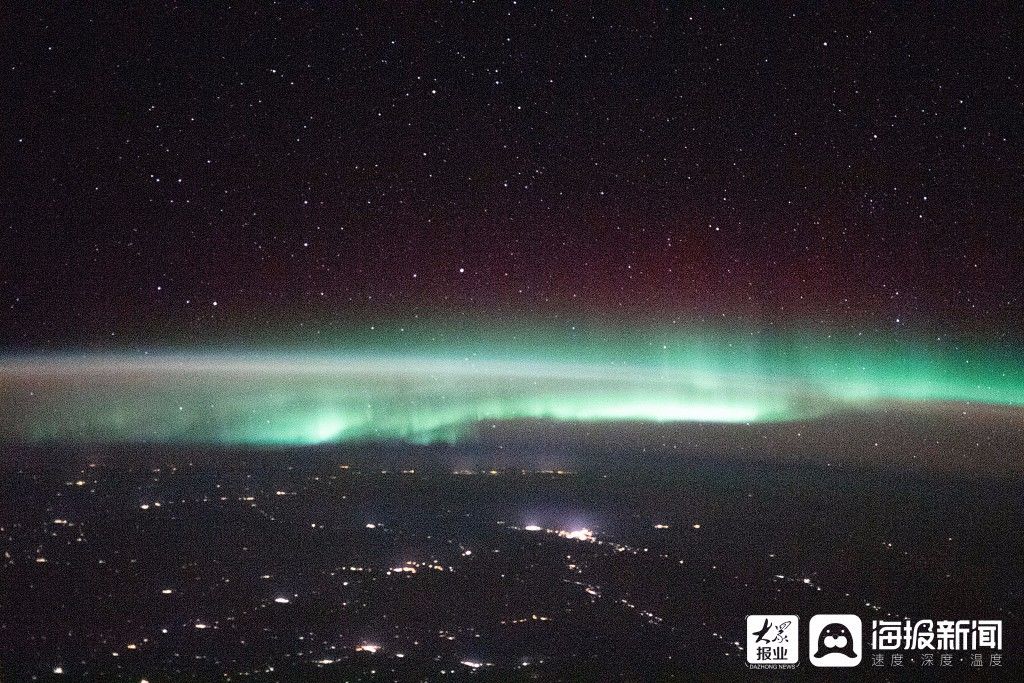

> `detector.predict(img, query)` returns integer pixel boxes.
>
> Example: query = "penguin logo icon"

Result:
[809,615,862,667]
[815,622,856,658]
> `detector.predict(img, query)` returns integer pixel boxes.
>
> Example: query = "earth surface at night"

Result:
[1,445,1020,679]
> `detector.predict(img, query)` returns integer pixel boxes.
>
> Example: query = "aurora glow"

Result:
[1,329,1022,446]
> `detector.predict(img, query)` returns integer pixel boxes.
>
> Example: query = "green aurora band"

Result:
[1,327,1022,446]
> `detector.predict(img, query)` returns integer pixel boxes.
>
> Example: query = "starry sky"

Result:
[4,2,1023,350]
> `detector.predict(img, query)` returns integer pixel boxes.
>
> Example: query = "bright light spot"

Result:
[161,588,173,594]
[309,416,345,443]
[559,528,595,542]
[523,524,542,532]
[355,643,380,653]
[365,523,376,529]
[53,667,64,675]
[194,623,208,629]
[461,660,483,668]
[274,596,290,604]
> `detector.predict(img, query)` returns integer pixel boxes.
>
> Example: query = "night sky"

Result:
[4,2,1023,349]
[3,8,1024,677]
